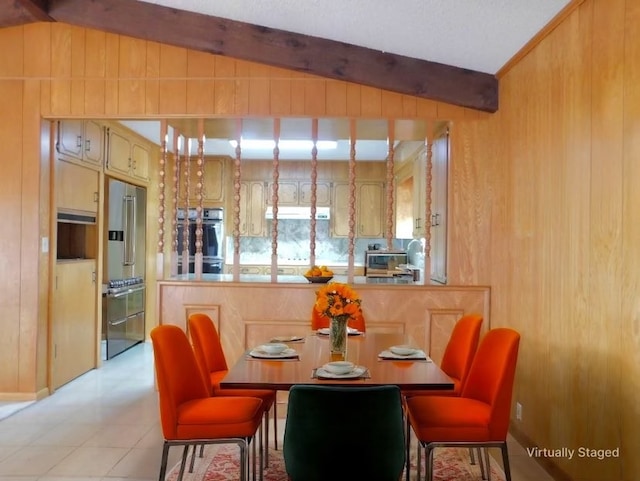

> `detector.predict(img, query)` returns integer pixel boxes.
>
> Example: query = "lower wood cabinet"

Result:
[52,260,97,389]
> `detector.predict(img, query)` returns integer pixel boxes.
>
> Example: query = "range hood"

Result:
[265,206,330,220]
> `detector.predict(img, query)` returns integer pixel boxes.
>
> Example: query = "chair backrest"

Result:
[188,312,229,375]
[440,313,483,392]
[150,324,211,440]
[283,384,405,481]
[461,327,521,439]
[310,306,367,332]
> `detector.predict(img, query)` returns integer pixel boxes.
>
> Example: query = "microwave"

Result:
[364,250,408,277]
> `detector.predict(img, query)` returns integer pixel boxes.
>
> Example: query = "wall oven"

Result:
[177,207,224,274]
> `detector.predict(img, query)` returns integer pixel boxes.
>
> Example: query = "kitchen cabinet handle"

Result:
[76,135,82,148]
[85,139,91,152]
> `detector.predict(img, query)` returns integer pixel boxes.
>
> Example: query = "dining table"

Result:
[219,331,454,391]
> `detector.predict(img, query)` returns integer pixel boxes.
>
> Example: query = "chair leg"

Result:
[483,447,491,481]
[188,445,197,473]
[273,399,278,450]
[470,446,476,464]
[263,410,270,467]
[425,444,435,481]
[478,447,487,480]
[416,442,422,481]
[501,442,512,481]
[239,440,248,481]
[157,442,171,481]
[252,435,257,481]
[176,445,190,481]
[405,413,411,481]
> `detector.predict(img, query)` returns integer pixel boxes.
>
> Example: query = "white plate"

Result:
[317,327,362,336]
[389,345,419,356]
[249,348,298,359]
[315,366,367,379]
[270,335,305,343]
[378,349,428,360]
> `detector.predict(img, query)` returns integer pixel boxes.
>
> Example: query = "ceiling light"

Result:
[229,139,337,150]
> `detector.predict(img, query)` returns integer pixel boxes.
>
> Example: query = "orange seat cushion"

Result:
[405,395,492,442]
[175,396,263,440]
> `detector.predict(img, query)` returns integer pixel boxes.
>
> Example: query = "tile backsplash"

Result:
[225,219,408,265]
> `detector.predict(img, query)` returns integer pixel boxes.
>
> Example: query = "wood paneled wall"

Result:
[447,0,638,479]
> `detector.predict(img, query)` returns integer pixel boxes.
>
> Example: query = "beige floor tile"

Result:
[0,446,75,476]
[47,446,130,476]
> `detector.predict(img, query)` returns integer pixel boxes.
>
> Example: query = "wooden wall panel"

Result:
[446,0,635,479]
[0,80,24,394]
[620,2,640,480]
[159,282,490,367]
[0,26,24,77]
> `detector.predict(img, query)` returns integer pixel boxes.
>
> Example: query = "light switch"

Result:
[41,236,49,253]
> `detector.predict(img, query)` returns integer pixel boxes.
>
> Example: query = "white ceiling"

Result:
[140,0,571,75]
[124,1,571,160]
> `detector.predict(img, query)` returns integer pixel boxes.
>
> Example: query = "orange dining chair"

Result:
[150,324,265,481]
[405,328,521,481]
[187,313,277,463]
[310,305,367,332]
[403,313,484,481]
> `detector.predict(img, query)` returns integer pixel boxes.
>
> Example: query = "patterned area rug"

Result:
[167,444,506,481]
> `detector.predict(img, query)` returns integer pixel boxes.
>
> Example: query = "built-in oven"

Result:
[104,277,145,360]
[177,208,224,274]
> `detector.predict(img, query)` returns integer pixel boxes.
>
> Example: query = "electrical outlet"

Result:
[516,402,522,421]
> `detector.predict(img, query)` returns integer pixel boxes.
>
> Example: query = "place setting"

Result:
[312,361,370,380]
[247,342,300,360]
[378,344,430,361]
[316,326,363,336]
[269,335,305,343]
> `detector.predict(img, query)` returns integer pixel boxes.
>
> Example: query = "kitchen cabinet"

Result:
[182,157,225,205]
[358,182,385,237]
[299,181,331,206]
[56,159,99,214]
[106,127,150,183]
[239,181,266,236]
[413,148,428,237]
[331,182,384,238]
[56,119,105,168]
[52,260,97,389]
[266,180,330,206]
[430,131,449,284]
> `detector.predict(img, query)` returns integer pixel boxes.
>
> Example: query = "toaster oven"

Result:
[364,250,408,277]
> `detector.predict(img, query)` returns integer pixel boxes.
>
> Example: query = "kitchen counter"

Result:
[169,273,423,285]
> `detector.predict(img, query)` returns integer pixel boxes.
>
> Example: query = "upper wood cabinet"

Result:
[430,131,449,284]
[56,120,105,168]
[413,149,428,237]
[266,180,330,206]
[179,157,225,205]
[239,181,266,237]
[331,181,385,238]
[106,126,150,183]
[56,159,99,214]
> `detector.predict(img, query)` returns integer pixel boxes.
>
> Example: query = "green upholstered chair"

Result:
[283,384,406,481]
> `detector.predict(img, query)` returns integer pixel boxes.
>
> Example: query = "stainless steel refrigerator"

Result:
[103,178,146,359]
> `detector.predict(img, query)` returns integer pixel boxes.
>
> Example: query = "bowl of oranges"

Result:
[304,265,334,283]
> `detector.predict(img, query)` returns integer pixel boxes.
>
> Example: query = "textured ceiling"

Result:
[140,0,571,75]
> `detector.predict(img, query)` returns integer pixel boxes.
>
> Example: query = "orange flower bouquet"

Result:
[314,283,361,357]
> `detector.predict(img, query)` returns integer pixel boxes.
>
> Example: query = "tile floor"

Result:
[0,342,555,481]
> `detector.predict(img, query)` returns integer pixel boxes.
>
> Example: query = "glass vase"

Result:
[329,317,348,360]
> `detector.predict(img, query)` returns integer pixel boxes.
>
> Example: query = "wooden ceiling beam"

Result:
[0,0,52,27]
[1,0,498,112]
